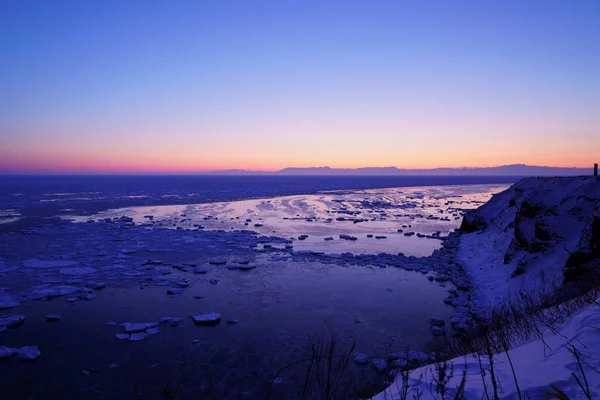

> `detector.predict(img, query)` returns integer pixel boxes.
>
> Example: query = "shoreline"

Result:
[371,176,600,399]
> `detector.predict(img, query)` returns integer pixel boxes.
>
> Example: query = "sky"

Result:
[1,0,599,173]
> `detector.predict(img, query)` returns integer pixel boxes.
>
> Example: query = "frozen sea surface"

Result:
[0,176,512,398]
[0,175,518,221]
[67,184,507,257]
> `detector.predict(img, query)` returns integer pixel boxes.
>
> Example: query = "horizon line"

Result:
[0,163,593,176]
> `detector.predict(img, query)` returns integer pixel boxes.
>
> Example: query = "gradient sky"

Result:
[1,0,599,173]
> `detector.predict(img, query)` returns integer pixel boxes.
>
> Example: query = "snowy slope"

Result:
[457,177,600,308]
[373,177,600,400]
[372,298,600,400]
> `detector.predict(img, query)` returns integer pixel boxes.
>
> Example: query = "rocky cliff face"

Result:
[458,177,600,307]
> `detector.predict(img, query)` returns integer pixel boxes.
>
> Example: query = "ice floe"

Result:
[0,314,25,329]
[46,314,61,322]
[13,346,41,361]
[191,313,221,326]
[121,322,159,333]
[0,295,20,310]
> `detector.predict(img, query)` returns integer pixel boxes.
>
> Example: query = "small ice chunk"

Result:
[121,322,158,333]
[46,314,61,322]
[430,316,445,326]
[191,313,221,326]
[354,353,369,365]
[238,265,256,271]
[77,293,96,301]
[193,267,208,274]
[191,339,200,344]
[115,333,130,340]
[129,332,147,341]
[109,363,118,369]
[159,317,184,326]
[372,358,387,372]
[145,327,160,335]
[81,369,90,375]
[431,326,446,336]
[208,279,218,284]
[66,297,78,303]
[0,294,20,310]
[14,346,41,361]
[226,317,239,324]
[28,285,80,300]
[0,346,17,359]
[105,321,117,326]
[0,314,25,328]
[209,258,226,265]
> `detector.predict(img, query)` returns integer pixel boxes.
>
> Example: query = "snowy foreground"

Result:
[373,296,600,400]
[374,176,600,399]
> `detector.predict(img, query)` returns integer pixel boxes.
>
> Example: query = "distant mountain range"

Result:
[204,164,591,176]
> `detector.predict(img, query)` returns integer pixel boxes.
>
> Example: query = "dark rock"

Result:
[459,215,485,233]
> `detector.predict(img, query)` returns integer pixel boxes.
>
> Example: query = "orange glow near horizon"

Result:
[3,113,598,173]
[1,146,594,173]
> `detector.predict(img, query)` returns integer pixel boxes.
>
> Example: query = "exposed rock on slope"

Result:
[458,176,599,307]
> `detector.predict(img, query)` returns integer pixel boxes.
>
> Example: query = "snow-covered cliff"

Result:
[373,177,600,400]
[458,176,600,308]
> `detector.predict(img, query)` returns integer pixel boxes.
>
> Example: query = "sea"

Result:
[0,175,518,399]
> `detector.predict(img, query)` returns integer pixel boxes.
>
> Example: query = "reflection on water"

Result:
[0,209,21,224]
[69,184,507,257]
[0,236,451,399]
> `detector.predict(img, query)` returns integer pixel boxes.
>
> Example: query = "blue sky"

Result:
[1,1,599,172]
